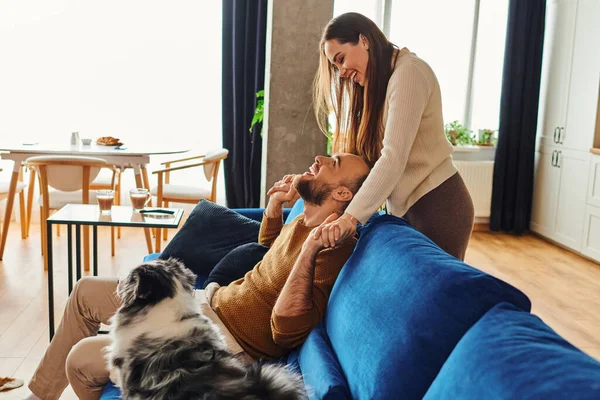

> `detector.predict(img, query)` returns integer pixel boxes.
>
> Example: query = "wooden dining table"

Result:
[0,141,190,262]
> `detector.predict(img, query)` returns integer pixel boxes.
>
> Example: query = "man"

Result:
[25,153,370,400]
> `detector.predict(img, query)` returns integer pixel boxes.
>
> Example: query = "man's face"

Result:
[295,153,369,205]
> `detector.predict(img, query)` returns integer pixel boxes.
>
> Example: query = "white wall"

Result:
[0,0,225,222]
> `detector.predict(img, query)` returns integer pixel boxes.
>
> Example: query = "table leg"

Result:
[47,220,55,340]
[93,226,98,276]
[83,225,90,272]
[26,168,36,238]
[141,165,153,207]
[68,224,73,295]
[76,225,82,281]
[18,168,27,239]
[0,168,20,260]
[134,166,153,254]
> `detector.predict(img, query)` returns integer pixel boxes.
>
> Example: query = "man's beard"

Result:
[296,179,334,206]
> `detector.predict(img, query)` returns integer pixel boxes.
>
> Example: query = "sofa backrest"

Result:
[324,215,531,399]
[424,302,600,399]
[285,198,304,224]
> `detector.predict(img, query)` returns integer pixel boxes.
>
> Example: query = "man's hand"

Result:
[302,213,338,255]
[265,175,300,218]
[267,175,300,204]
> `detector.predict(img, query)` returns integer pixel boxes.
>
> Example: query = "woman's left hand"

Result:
[313,213,358,248]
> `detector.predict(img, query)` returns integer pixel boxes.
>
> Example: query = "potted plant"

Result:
[477,129,497,146]
[249,90,264,136]
[444,120,475,146]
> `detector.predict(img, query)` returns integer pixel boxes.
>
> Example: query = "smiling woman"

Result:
[312,12,474,261]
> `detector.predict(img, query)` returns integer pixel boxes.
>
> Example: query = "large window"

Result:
[334,0,509,135]
[0,0,224,204]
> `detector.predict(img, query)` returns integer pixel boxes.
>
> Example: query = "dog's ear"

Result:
[135,270,152,300]
[133,263,176,305]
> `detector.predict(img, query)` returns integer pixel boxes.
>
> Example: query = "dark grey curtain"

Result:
[490,0,546,233]
[222,0,268,208]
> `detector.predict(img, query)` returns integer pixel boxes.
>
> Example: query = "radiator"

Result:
[454,161,494,218]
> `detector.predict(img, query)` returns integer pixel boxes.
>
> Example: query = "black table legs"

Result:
[48,223,99,340]
[47,220,54,340]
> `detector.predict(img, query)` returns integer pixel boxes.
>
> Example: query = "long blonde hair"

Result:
[313,13,396,167]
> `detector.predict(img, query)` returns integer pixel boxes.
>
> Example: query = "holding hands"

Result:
[266,174,300,205]
[265,175,300,218]
[312,212,358,248]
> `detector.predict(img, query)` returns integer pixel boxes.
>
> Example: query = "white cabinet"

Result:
[563,0,600,151]
[536,0,600,152]
[553,149,589,251]
[531,146,589,252]
[536,0,578,146]
[532,0,600,260]
[531,147,560,237]
[582,155,600,259]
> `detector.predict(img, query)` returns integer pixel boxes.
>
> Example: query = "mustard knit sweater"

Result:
[346,50,457,224]
[211,213,356,360]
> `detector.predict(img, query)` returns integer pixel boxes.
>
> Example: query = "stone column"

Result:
[261,0,334,206]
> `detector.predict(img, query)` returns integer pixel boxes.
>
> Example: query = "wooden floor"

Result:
[0,222,599,399]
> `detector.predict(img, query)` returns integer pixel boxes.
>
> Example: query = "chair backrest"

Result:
[26,155,108,205]
[202,149,228,202]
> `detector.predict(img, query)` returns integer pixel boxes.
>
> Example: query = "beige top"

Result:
[346,50,457,224]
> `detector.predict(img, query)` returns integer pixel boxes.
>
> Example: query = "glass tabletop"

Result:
[47,204,184,228]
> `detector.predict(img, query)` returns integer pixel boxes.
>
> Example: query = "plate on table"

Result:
[96,142,124,147]
[96,136,123,147]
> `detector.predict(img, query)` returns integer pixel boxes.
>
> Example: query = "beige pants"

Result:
[28,277,251,400]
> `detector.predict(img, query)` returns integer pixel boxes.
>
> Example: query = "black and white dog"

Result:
[105,258,306,400]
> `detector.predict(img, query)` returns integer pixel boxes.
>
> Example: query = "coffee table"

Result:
[46,204,184,339]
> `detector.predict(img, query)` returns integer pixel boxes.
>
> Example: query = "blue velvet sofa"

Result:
[101,200,600,399]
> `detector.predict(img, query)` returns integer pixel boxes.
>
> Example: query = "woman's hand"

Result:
[313,213,358,248]
[302,213,338,255]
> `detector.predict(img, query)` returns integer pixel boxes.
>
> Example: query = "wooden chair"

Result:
[151,149,228,252]
[0,165,28,242]
[25,155,112,271]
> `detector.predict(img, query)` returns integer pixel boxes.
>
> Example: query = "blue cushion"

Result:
[159,200,260,278]
[325,215,531,400]
[424,302,600,399]
[285,198,304,224]
[289,324,351,400]
[142,253,160,262]
[233,207,293,223]
[100,382,121,399]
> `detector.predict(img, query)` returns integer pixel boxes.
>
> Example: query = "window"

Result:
[470,0,509,133]
[389,0,476,129]
[333,0,509,136]
[334,0,385,28]
[0,0,224,203]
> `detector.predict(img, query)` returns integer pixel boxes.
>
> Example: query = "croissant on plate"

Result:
[96,136,121,146]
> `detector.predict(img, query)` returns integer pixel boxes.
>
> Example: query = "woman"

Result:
[313,12,474,260]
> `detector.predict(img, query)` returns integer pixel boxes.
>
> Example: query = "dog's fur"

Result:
[105,258,306,400]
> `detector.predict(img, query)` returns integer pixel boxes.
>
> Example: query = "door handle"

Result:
[558,127,564,144]
[553,127,559,143]
[551,150,557,167]
[556,151,561,168]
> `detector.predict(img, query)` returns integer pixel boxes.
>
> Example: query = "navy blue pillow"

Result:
[424,302,600,399]
[326,215,531,400]
[289,324,351,400]
[159,200,260,278]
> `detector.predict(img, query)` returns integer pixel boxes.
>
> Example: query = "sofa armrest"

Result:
[232,208,291,223]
